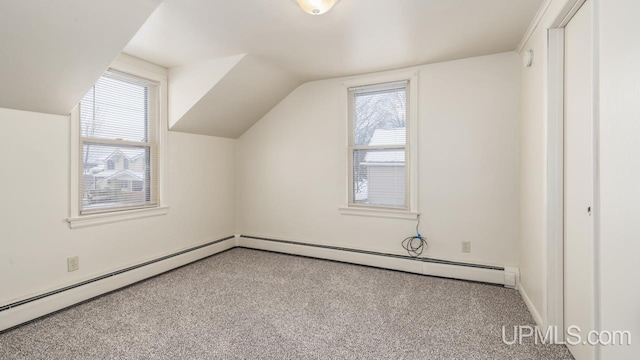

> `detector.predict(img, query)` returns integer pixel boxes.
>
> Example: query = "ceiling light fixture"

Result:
[295,0,340,15]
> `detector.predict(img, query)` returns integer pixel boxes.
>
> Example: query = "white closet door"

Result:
[564,1,595,359]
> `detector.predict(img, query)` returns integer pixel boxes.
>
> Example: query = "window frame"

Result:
[340,71,419,220]
[67,54,169,229]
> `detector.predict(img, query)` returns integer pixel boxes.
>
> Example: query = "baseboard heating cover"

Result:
[238,235,519,289]
[0,235,235,333]
[1,234,519,333]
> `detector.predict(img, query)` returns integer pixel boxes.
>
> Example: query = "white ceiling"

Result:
[124,0,542,138]
[169,54,301,138]
[0,0,162,115]
[126,0,543,80]
[0,0,543,138]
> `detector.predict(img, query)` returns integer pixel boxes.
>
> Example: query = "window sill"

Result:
[67,206,170,229]
[338,206,419,220]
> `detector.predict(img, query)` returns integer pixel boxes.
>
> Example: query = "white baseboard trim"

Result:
[1,234,520,333]
[238,235,516,287]
[0,236,235,332]
[519,283,544,328]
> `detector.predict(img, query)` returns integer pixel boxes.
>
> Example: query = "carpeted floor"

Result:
[0,248,573,359]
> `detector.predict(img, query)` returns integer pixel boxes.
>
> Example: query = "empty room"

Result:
[0,0,637,359]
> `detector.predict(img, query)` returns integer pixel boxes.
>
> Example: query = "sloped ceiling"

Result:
[0,0,543,137]
[124,0,543,138]
[168,54,245,129]
[0,0,163,115]
[169,54,300,138]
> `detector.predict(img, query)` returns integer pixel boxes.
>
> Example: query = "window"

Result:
[342,72,418,219]
[349,82,407,208]
[78,69,158,214]
[80,70,158,214]
[68,55,168,228]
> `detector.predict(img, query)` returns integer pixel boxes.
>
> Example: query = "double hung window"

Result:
[79,70,159,214]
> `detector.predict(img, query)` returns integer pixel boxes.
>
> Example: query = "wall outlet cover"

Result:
[461,241,471,253]
[67,256,79,272]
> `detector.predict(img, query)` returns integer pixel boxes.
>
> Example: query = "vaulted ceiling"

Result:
[0,0,162,115]
[1,0,543,138]
[126,0,543,138]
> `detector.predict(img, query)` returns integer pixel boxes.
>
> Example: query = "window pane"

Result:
[81,143,156,212]
[78,69,159,215]
[354,87,406,146]
[80,74,153,142]
[353,148,406,207]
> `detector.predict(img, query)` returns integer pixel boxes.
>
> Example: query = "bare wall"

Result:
[237,52,520,267]
[0,107,236,305]
[598,0,640,357]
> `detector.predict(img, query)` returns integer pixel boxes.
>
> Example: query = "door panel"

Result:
[564,1,595,359]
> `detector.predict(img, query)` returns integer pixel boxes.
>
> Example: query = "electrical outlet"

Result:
[461,241,471,253]
[67,256,79,272]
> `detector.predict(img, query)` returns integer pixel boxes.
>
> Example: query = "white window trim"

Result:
[340,71,419,220]
[67,54,169,229]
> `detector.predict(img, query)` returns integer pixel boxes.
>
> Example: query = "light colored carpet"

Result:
[0,248,573,359]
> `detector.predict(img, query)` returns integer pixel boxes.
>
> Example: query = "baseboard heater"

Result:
[0,235,236,333]
[238,235,519,288]
[1,234,518,333]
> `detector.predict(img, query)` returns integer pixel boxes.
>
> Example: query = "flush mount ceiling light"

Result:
[295,0,340,15]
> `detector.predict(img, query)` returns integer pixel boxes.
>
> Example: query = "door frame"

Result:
[545,0,600,353]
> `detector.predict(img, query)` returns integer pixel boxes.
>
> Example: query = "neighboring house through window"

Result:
[79,70,158,213]
[350,82,407,208]
[342,72,419,219]
[68,55,168,228]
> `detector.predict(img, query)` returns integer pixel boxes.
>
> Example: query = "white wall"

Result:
[0,107,236,305]
[237,52,520,267]
[518,0,569,326]
[598,0,640,357]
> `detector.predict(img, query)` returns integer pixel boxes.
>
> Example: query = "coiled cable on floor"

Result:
[402,214,427,257]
